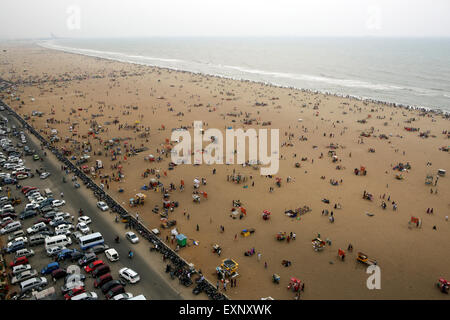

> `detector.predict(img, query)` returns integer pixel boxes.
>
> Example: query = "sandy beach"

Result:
[0,42,449,300]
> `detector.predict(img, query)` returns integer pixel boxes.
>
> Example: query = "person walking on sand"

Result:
[257,253,262,261]
[264,262,268,269]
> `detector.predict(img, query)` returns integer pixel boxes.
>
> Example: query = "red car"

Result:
[64,287,85,300]
[21,186,34,193]
[83,260,104,273]
[22,187,37,194]
[9,256,29,267]
[35,217,51,225]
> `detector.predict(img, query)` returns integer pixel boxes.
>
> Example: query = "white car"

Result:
[76,222,90,234]
[55,224,74,233]
[2,204,14,211]
[25,203,39,211]
[96,201,109,211]
[119,268,140,283]
[112,293,133,300]
[125,232,139,244]
[27,222,47,234]
[46,245,66,257]
[55,212,71,219]
[52,200,66,207]
[40,172,51,179]
[105,248,119,262]
[12,264,32,275]
[49,216,65,226]
[71,292,98,300]
[31,196,47,204]
[77,216,92,225]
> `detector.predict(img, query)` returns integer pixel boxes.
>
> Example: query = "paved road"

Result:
[4,111,197,300]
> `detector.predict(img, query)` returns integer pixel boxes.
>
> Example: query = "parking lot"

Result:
[0,109,199,300]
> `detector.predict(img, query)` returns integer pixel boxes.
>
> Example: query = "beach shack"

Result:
[176,234,187,247]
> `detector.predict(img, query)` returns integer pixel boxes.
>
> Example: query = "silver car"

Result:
[11,269,38,284]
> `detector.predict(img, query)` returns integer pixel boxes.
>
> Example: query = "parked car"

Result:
[29,233,46,246]
[97,201,109,211]
[26,222,47,234]
[63,287,85,300]
[88,244,109,254]
[51,268,67,280]
[41,262,60,275]
[19,210,37,220]
[70,250,84,262]
[119,268,141,283]
[7,230,24,241]
[105,248,119,262]
[76,222,89,234]
[84,260,104,273]
[125,232,139,244]
[105,285,125,300]
[57,249,76,261]
[101,279,126,294]
[94,273,113,288]
[46,245,66,257]
[9,256,29,267]
[77,216,91,225]
[78,253,97,267]
[70,292,98,300]
[52,200,66,207]
[14,248,35,259]
[112,293,134,300]
[92,265,110,278]
[11,264,32,276]
[5,241,25,253]
[61,282,85,295]
[11,269,38,284]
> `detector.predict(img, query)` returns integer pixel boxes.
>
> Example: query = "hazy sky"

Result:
[1,0,449,39]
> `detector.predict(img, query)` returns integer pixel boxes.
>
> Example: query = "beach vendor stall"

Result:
[216,259,239,279]
[287,277,304,292]
[176,234,187,248]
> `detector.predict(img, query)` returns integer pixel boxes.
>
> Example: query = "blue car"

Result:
[57,249,77,261]
[41,262,60,275]
[6,241,25,253]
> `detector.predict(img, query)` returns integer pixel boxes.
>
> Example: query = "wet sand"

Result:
[0,42,449,299]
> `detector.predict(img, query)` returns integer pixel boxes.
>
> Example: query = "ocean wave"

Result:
[38,40,450,112]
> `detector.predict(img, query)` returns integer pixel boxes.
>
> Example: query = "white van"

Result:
[44,188,53,197]
[0,221,22,234]
[44,235,72,250]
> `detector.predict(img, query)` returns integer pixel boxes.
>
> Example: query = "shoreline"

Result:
[1,43,449,300]
[37,40,450,117]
